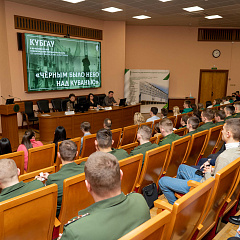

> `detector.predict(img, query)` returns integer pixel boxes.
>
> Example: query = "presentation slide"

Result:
[23,33,101,92]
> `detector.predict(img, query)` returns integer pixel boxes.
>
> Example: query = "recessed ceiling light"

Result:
[62,0,85,3]
[102,7,123,13]
[205,15,223,19]
[159,0,172,2]
[133,15,151,20]
[183,6,204,12]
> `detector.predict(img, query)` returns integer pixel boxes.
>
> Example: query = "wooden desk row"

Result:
[38,104,140,142]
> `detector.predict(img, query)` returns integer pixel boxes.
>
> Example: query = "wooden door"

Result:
[198,70,228,106]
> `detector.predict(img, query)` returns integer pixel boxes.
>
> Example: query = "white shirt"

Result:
[146,115,160,123]
[225,142,240,150]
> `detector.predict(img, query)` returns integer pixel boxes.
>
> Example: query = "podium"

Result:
[0,103,25,151]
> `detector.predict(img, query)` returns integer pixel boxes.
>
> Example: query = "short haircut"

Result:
[81,121,91,132]
[225,105,235,115]
[59,140,77,161]
[104,118,112,129]
[69,93,75,98]
[188,116,199,130]
[96,129,112,149]
[181,115,189,124]
[225,118,240,141]
[159,118,173,133]
[184,100,191,107]
[202,109,214,121]
[215,110,226,120]
[150,107,158,115]
[161,108,168,117]
[0,159,18,184]
[198,103,204,110]
[215,98,221,105]
[108,91,114,94]
[137,125,152,141]
[85,152,121,197]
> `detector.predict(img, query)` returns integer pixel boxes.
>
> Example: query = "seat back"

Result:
[174,114,187,129]
[120,125,138,146]
[119,154,143,194]
[51,98,62,112]
[156,134,164,144]
[61,99,69,111]
[168,116,176,127]
[24,101,34,117]
[139,122,153,128]
[97,94,106,106]
[58,172,94,233]
[174,127,187,136]
[202,125,223,158]
[119,142,138,154]
[184,130,209,166]
[37,100,50,113]
[0,151,24,175]
[137,145,170,193]
[19,166,55,182]
[163,178,215,240]
[119,210,171,240]
[77,96,87,104]
[197,158,240,239]
[80,134,96,158]
[0,184,58,240]
[150,136,157,144]
[165,136,191,177]
[27,143,55,173]
[111,128,122,149]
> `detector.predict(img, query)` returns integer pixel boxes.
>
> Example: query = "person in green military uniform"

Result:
[158,118,181,146]
[214,110,226,126]
[60,152,150,240]
[130,125,158,165]
[234,102,240,118]
[38,140,84,217]
[95,128,129,160]
[184,116,200,136]
[182,100,193,114]
[224,105,237,121]
[0,159,43,202]
[197,109,215,132]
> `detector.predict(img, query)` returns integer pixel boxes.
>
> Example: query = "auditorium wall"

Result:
[125,25,240,99]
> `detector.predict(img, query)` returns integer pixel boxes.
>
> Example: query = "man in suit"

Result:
[159,118,240,205]
[60,152,150,240]
[197,109,215,132]
[130,125,159,165]
[0,159,43,202]
[158,118,181,146]
[95,128,129,160]
[41,140,84,217]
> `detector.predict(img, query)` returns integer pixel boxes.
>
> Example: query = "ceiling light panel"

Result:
[62,0,85,3]
[133,15,151,20]
[159,0,172,2]
[205,15,223,19]
[183,6,204,12]
[102,7,123,13]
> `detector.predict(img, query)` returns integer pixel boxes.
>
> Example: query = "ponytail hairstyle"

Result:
[21,129,35,150]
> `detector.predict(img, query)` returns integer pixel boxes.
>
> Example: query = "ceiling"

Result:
[6,0,240,27]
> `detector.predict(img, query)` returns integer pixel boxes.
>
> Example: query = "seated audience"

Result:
[60,152,150,240]
[228,96,234,103]
[208,98,221,108]
[95,129,129,160]
[196,109,215,132]
[53,126,67,162]
[0,159,43,202]
[234,101,240,118]
[224,105,236,121]
[17,130,43,171]
[146,107,160,122]
[197,103,204,110]
[185,116,200,136]
[0,138,12,155]
[130,125,158,165]
[182,100,193,114]
[158,118,181,146]
[39,140,84,217]
[103,91,117,106]
[153,123,161,138]
[179,115,189,129]
[87,93,100,109]
[67,93,77,111]
[134,112,145,125]
[103,118,112,130]
[173,106,180,116]
[159,118,240,204]
[214,110,226,125]
[190,104,197,112]
[192,110,202,122]
[220,97,230,105]
[80,122,91,155]
[206,101,212,108]
[160,108,168,119]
